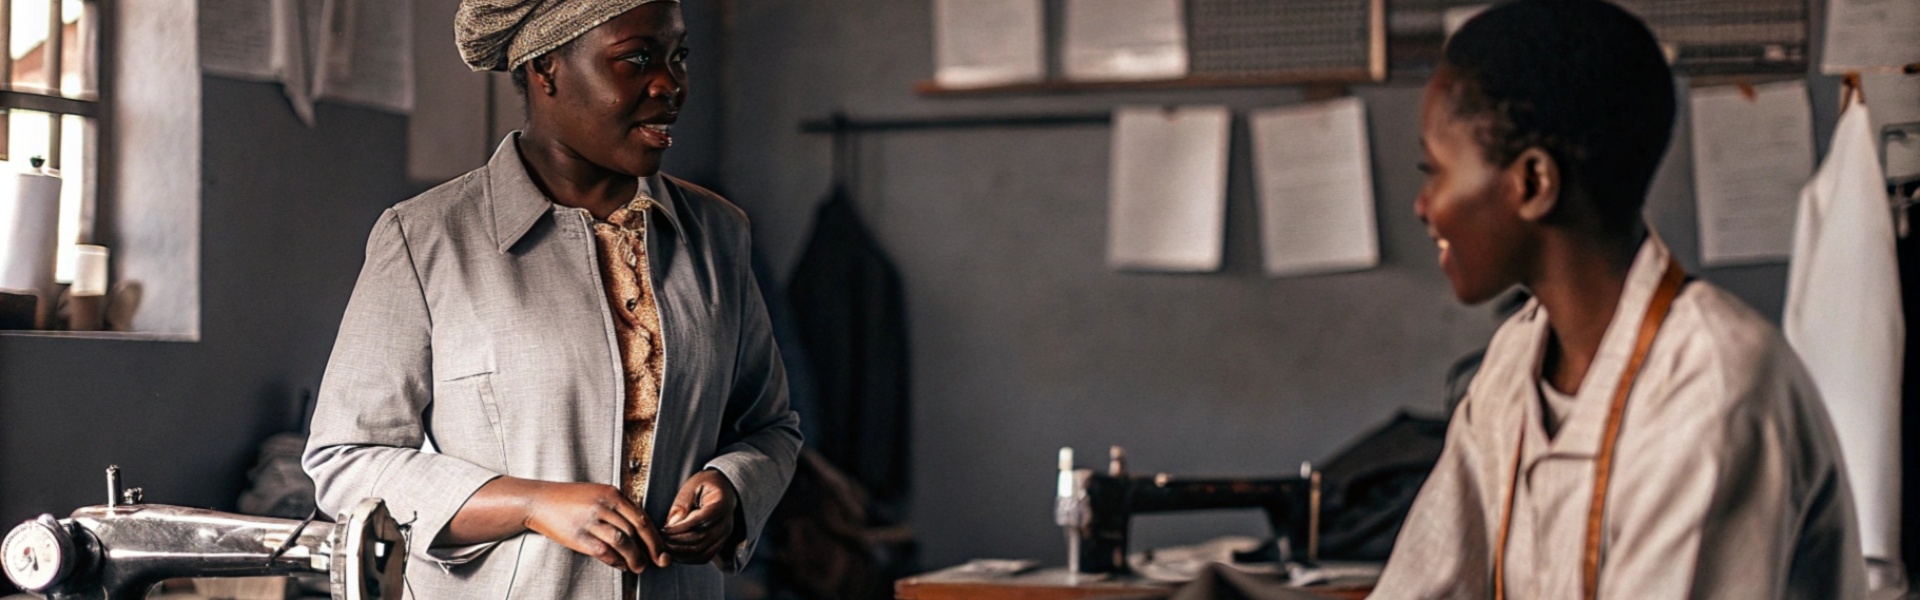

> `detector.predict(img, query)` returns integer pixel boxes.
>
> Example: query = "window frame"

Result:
[0,0,125,337]
[0,0,104,164]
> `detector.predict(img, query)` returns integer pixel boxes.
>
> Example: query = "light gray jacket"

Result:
[304,135,802,599]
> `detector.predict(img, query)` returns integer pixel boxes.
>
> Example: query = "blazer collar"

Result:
[485,132,685,253]
[643,175,685,234]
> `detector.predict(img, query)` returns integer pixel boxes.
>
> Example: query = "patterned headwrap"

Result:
[455,0,680,72]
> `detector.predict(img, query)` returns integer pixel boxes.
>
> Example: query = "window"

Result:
[4,0,99,284]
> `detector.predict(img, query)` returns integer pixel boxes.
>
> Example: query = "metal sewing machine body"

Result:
[2,466,405,600]
[1055,447,1315,575]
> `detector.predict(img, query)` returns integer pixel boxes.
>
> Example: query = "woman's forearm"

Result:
[434,476,668,570]
[435,476,540,547]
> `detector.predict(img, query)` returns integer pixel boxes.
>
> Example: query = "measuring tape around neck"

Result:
[1492,257,1687,600]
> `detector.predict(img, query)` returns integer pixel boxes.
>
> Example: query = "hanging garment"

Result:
[788,188,912,503]
[1783,97,1906,567]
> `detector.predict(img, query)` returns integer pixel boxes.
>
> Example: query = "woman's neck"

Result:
[1531,228,1644,395]
[516,131,639,220]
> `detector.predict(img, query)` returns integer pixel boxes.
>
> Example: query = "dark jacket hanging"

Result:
[787,188,911,503]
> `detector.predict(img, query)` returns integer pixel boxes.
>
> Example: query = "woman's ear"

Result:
[1510,147,1560,223]
[528,56,559,96]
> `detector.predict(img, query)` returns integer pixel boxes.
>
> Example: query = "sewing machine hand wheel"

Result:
[331,498,407,600]
[2,515,76,593]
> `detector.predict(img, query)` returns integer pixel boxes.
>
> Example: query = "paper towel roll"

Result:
[0,165,65,326]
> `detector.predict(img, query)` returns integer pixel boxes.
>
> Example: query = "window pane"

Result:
[51,114,90,282]
[7,108,50,164]
[11,0,52,94]
[8,0,84,96]
[59,0,92,99]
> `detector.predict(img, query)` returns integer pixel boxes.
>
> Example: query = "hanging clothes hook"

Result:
[831,110,852,192]
[1841,71,1866,110]
[1899,183,1919,239]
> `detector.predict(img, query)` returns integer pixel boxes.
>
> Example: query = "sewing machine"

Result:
[2,466,405,600]
[1053,447,1316,575]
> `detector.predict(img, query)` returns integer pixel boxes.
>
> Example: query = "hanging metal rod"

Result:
[800,112,1112,134]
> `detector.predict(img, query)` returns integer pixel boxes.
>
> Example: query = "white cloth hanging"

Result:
[1783,95,1905,568]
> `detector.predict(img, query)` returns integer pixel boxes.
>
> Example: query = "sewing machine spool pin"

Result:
[104,466,120,509]
[1303,462,1321,563]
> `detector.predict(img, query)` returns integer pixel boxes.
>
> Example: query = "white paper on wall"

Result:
[933,0,1046,88]
[1107,106,1231,272]
[200,0,412,124]
[315,0,414,114]
[1063,0,1187,82]
[199,0,315,124]
[200,0,278,80]
[1689,81,1815,266]
[1250,98,1379,277]
[1822,0,1920,74]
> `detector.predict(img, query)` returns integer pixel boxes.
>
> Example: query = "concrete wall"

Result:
[112,0,202,336]
[715,0,1839,569]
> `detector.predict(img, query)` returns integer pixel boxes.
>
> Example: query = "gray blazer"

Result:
[304,135,802,599]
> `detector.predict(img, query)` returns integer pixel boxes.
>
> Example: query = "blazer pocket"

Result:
[439,372,512,473]
[475,375,514,472]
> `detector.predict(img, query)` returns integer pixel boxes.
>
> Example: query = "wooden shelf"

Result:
[915,70,1378,98]
[0,330,197,342]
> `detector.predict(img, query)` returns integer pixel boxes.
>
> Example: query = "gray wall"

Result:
[715,0,1840,569]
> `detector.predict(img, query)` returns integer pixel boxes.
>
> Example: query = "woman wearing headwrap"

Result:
[302,1,802,598]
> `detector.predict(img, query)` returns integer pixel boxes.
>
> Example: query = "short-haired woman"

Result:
[1374,1,1862,598]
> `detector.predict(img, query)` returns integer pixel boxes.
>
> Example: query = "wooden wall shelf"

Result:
[915,70,1377,98]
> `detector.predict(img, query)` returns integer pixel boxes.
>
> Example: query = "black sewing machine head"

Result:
[2,466,405,600]
[1054,447,1314,574]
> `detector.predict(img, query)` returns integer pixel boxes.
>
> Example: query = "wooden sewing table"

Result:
[894,564,1371,600]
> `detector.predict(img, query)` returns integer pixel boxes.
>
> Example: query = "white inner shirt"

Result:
[1537,379,1578,438]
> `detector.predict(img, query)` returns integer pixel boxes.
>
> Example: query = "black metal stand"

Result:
[799,111,1111,135]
